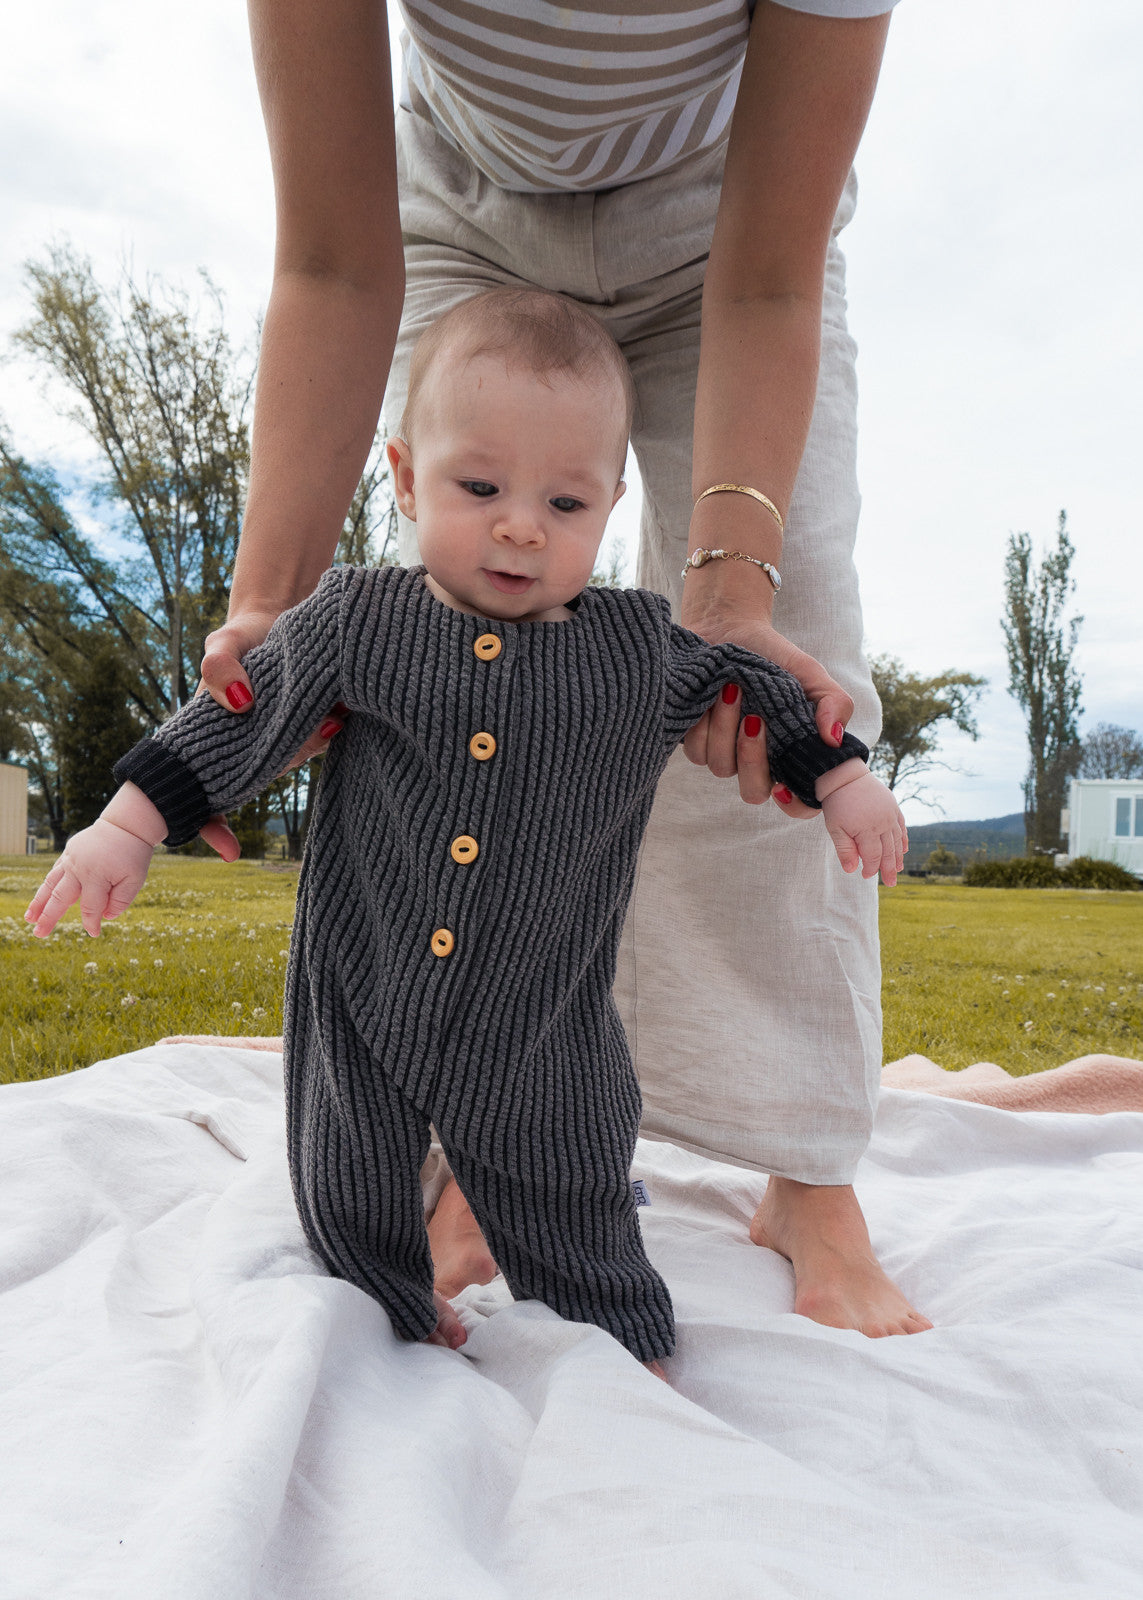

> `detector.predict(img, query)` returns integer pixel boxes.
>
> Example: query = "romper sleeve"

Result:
[663,622,868,810]
[112,566,350,846]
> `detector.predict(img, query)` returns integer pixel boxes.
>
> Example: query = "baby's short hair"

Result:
[399,288,635,464]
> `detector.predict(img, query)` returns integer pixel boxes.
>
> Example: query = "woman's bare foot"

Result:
[750,1177,933,1338]
[425,1290,467,1350]
[428,1176,500,1300]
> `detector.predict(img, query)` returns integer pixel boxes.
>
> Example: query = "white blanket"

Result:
[2,1044,1140,1599]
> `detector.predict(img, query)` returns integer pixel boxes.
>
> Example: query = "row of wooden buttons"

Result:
[434,636,502,955]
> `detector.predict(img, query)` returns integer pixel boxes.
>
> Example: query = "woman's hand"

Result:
[194,609,348,858]
[681,614,853,818]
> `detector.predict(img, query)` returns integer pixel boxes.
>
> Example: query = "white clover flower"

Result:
[1094,986,1104,993]
[1083,1007,1090,1015]
[1109,1002,1118,1011]
[1002,991,1010,998]
[246,930,256,941]
[278,950,288,959]
[129,957,139,966]
[83,961,98,974]
[121,993,138,1007]
[231,1001,243,1012]
[1014,975,1024,982]
[251,1006,266,1019]
[1023,1021,1034,1031]
[199,969,207,975]
[1119,986,1127,993]
[153,958,163,968]
[1046,993,1056,1000]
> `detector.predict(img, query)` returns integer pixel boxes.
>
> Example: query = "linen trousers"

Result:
[386,106,882,1185]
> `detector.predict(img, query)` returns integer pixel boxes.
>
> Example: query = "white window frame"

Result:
[1111,792,1143,840]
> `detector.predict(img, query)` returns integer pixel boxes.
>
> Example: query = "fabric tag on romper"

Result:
[631,1179,651,1207]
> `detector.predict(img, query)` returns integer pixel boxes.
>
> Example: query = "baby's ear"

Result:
[611,478,627,509]
[387,438,417,519]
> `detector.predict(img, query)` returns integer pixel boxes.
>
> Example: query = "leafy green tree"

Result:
[1002,512,1083,853]
[2,241,397,851]
[868,655,986,806]
[57,638,147,833]
[1079,722,1143,780]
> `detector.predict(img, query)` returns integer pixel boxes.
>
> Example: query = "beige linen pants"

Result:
[387,107,882,1185]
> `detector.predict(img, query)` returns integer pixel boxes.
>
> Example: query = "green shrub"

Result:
[963,856,1063,888]
[925,842,962,876]
[1059,855,1140,891]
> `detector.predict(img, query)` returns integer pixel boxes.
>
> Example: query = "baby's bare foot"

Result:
[644,1358,669,1382]
[751,1177,933,1338]
[429,1176,500,1299]
[425,1290,467,1351]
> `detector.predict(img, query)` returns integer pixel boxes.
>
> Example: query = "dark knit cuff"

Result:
[769,730,870,810]
[112,738,213,848]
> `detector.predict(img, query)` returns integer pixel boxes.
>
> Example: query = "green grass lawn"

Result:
[1,854,296,1083]
[2,855,1140,1084]
[880,879,1142,1073]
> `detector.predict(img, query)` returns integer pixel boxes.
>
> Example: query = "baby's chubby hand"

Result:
[24,783,167,938]
[814,759,908,886]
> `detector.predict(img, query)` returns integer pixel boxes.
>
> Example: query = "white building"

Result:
[1061,778,1143,878]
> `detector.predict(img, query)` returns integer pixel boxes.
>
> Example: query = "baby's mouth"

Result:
[484,569,535,594]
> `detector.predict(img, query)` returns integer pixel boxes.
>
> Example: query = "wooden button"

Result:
[469,732,497,761]
[431,928,455,958]
[474,633,502,660]
[450,835,479,865]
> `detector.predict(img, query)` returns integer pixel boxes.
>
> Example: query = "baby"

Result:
[27,289,906,1370]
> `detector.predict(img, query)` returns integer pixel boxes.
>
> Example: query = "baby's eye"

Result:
[550,496,584,514]
[461,480,498,498]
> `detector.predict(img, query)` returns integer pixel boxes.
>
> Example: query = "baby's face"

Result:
[388,353,627,622]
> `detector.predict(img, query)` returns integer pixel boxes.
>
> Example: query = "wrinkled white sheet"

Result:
[2,1044,1141,1600]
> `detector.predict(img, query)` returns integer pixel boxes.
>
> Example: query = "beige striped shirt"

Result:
[397,0,899,193]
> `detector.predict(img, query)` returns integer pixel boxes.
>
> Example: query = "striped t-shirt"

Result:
[397,0,900,194]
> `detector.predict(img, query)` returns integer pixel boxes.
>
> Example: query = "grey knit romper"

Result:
[115,564,867,1362]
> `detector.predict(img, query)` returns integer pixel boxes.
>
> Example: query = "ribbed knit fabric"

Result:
[113,564,866,1361]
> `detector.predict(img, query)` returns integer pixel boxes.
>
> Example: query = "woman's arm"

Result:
[681,1,892,803]
[199,0,404,709]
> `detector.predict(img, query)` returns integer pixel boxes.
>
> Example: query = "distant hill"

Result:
[903,813,1025,865]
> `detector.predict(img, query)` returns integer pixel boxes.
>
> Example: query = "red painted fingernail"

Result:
[226,682,253,709]
[721,684,739,705]
[772,784,793,804]
[743,715,762,737]
[831,722,844,742]
[319,719,341,740]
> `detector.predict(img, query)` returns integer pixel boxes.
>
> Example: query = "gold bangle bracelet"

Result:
[694,482,785,534]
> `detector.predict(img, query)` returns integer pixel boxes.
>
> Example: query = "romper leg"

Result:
[432,1006,676,1364]
[286,997,439,1343]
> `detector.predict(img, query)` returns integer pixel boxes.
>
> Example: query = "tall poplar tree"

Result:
[1001,511,1084,853]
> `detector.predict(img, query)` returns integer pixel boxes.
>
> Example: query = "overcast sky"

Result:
[3,0,1140,823]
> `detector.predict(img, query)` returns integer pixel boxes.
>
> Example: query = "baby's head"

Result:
[388,289,634,623]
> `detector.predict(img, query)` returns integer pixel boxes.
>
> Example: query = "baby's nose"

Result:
[493,504,545,545]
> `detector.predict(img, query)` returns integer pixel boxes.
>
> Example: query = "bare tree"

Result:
[1079,722,1143,780]
[1002,511,1083,853]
